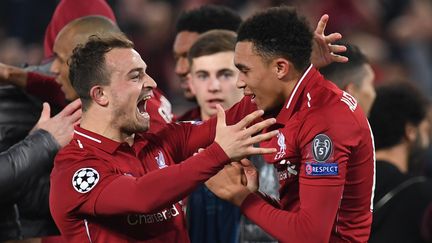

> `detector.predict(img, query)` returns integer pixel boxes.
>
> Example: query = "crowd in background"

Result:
[1,0,432,114]
[1,0,432,242]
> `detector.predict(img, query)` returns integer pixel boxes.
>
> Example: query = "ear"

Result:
[187,73,197,95]
[90,86,109,106]
[405,123,417,142]
[273,58,291,80]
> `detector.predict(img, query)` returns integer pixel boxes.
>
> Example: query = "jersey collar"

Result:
[276,64,320,124]
[73,125,121,154]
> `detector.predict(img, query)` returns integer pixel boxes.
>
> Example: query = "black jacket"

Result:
[370,160,432,243]
[0,85,60,240]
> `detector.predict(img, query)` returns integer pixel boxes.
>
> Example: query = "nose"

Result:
[208,77,221,93]
[175,57,189,77]
[50,59,60,80]
[236,75,246,89]
[144,75,157,89]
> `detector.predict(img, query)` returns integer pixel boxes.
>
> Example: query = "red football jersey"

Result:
[237,66,375,243]
[50,120,232,242]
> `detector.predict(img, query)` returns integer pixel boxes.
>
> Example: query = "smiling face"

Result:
[103,48,156,135]
[234,41,286,113]
[189,51,243,120]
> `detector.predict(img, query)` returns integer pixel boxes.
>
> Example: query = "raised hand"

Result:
[214,105,278,161]
[311,14,348,69]
[33,99,82,147]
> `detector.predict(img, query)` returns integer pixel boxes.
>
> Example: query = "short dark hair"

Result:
[320,43,369,89]
[176,5,242,34]
[69,33,134,111]
[369,82,428,150]
[188,30,236,65]
[237,6,312,71]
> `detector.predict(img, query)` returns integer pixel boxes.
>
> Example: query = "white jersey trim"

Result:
[74,130,102,144]
[367,121,376,212]
[285,64,313,109]
[84,219,93,243]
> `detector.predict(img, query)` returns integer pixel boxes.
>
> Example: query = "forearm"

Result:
[95,142,230,215]
[241,184,343,243]
[26,72,66,107]
[0,129,60,198]
[0,64,28,88]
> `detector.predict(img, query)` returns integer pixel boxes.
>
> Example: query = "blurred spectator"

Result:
[0,38,27,67]
[114,0,174,99]
[186,29,249,243]
[321,43,376,116]
[369,82,432,243]
[43,0,116,59]
[173,4,242,118]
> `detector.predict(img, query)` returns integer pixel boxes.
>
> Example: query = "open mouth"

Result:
[137,95,152,116]
[207,98,224,108]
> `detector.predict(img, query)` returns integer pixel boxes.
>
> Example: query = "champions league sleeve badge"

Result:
[72,168,100,193]
[306,134,338,176]
[312,134,332,162]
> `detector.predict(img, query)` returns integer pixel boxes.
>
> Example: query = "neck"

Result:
[201,112,210,121]
[375,143,409,173]
[281,69,303,101]
[80,109,135,146]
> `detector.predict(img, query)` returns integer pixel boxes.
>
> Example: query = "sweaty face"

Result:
[50,32,78,101]
[104,48,157,135]
[350,64,376,116]
[189,52,243,121]
[234,41,285,113]
[173,31,200,100]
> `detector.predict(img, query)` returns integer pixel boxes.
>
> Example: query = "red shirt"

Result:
[50,120,231,242]
[178,107,201,121]
[236,66,375,242]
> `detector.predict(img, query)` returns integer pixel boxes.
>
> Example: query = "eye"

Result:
[238,68,249,75]
[219,70,234,80]
[130,72,144,81]
[196,72,208,81]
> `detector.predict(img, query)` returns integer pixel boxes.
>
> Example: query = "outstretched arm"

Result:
[0,62,66,107]
[0,62,27,88]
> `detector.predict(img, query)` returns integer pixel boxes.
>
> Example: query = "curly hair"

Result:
[237,6,312,71]
[69,33,133,111]
[369,82,428,150]
[176,5,242,34]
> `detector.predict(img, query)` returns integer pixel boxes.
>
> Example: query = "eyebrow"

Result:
[193,70,209,75]
[234,63,249,71]
[217,68,234,74]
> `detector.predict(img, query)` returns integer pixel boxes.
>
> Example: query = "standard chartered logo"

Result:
[127,204,180,225]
